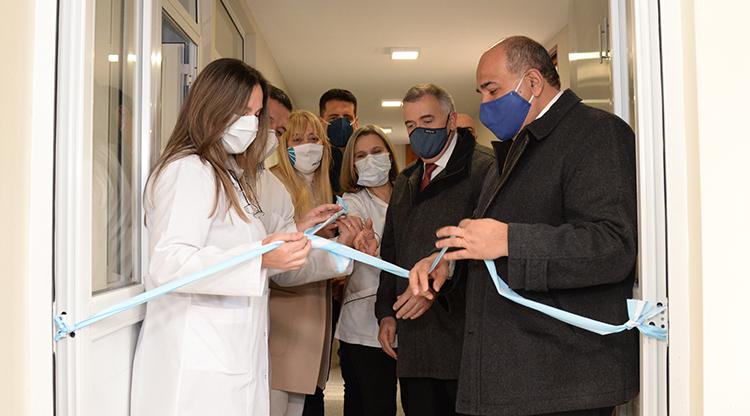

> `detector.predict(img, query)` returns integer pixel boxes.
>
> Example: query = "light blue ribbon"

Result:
[305,195,348,236]
[54,202,667,341]
[481,259,667,340]
[54,196,351,341]
[306,240,667,341]
[54,241,283,341]
[307,234,410,278]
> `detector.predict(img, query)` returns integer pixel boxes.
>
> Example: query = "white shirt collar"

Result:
[365,187,389,208]
[425,131,458,180]
[535,90,564,120]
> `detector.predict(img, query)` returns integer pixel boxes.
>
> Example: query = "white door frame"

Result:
[52,0,199,413]
[631,1,703,414]
[26,0,57,414]
[54,0,156,414]
[659,1,700,415]
[42,1,686,415]
[54,0,97,413]
[632,0,669,415]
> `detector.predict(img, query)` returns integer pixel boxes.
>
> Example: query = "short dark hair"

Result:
[319,88,357,117]
[269,85,293,111]
[501,36,561,89]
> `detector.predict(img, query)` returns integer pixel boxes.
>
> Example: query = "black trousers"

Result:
[400,377,459,416]
[302,387,324,416]
[339,341,398,416]
[302,298,343,416]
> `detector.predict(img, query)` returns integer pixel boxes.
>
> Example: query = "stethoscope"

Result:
[227,169,264,218]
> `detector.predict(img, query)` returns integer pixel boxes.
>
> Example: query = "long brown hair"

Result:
[339,125,400,194]
[270,110,333,220]
[147,58,270,221]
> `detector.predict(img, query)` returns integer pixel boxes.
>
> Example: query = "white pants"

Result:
[270,389,306,416]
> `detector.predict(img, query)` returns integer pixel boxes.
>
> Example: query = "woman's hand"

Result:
[353,218,378,256]
[315,222,338,238]
[296,203,342,232]
[261,232,311,271]
[336,215,364,247]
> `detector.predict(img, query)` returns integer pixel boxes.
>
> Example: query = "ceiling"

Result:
[245,0,570,144]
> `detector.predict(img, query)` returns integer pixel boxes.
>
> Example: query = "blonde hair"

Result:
[340,125,400,194]
[147,58,269,222]
[271,110,333,219]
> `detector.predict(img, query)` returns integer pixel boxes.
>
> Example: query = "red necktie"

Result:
[420,163,437,191]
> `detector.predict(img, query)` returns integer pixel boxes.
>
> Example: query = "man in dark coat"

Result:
[375,83,494,416]
[410,36,639,416]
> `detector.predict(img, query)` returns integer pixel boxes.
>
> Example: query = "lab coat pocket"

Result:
[183,302,254,375]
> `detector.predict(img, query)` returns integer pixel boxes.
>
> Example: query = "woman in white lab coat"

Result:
[334,125,401,416]
[130,58,310,416]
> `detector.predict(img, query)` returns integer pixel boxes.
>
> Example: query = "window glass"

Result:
[91,0,140,293]
[177,0,198,23]
[161,14,198,151]
[215,0,243,59]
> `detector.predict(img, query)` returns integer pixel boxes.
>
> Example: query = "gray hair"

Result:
[402,83,455,117]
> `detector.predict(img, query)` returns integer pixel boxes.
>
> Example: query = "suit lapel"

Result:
[477,134,530,217]
[407,164,422,203]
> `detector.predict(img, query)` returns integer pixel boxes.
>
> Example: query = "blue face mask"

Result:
[327,117,354,148]
[479,76,534,141]
[408,116,451,159]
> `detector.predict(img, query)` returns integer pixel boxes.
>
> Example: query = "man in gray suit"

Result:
[376,83,495,416]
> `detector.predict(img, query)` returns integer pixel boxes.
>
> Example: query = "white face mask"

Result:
[288,143,324,174]
[355,153,391,187]
[263,130,279,160]
[222,115,259,154]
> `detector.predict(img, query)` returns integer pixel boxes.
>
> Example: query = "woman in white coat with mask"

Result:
[334,125,402,416]
[130,58,310,416]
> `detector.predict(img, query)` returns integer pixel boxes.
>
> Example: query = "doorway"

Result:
[51,1,670,415]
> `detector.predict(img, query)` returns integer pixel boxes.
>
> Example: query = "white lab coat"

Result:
[131,155,271,416]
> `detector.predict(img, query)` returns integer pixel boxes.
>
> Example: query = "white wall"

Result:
[688,0,750,414]
[0,3,33,414]
[199,0,288,92]
[228,0,288,92]
[0,1,55,415]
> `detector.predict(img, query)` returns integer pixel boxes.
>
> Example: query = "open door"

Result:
[54,0,198,414]
[51,1,669,415]
[54,0,147,414]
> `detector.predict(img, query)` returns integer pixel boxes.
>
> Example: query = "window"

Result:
[177,0,198,23]
[161,13,198,151]
[215,0,243,60]
[91,0,141,293]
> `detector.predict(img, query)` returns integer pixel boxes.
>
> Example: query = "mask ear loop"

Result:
[514,73,535,105]
[445,112,457,140]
